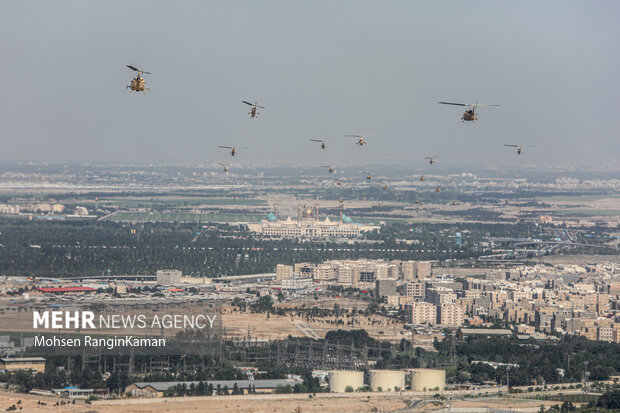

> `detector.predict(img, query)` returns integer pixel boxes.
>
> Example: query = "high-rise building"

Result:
[375,279,397,298]
[439,304,464,327]
[276,264,293,281]
[402,261,417,280]
[294,263,316,279]
[416,261,432,279]
[405,281,426,298]
[409,302,437,325]
[337,266,353,284]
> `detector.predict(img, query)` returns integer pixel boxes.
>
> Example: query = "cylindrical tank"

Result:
[410,369,446,392]
[369,370,405,392]
[328,370,364,393]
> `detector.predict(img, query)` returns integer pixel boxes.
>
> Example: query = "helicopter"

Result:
[425,156,438,165]
[382,184,388,190]
[218,146,246,157]
[420,175,425,181]
[218,163,229,173]
[346,134,373,147]
[126,65,151,93]
[322,165,335,174]
[504,144,534,155]
[336,179,342,186]
[435,187,441,193]
[242,101,264,118]
[438,101,500,122]
[309,139,328,150]
[366,173,372,180]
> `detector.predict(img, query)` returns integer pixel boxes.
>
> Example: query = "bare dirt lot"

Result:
[0,391,567,413]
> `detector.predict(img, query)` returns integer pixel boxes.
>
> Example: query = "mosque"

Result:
[247,198,379,239]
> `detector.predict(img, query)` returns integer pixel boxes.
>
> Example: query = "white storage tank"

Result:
[328,370,364,392]
[410,368,446,392]
[369,370,405,392]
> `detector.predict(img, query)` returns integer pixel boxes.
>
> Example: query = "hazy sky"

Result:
[1,1,619,170]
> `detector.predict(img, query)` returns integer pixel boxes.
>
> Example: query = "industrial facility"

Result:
[410,368,446,392]
[369,370,405,392]
[327,368,446,393]
[328,370,364,393]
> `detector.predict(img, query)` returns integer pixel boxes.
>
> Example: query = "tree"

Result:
[597,389,620,410]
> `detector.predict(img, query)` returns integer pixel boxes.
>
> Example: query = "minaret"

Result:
[315,195,319,221]
[274,196,278,220]
[339,198,344,223]
[297,203,302,222]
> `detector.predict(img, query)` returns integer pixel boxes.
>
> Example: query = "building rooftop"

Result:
[1,357,46,362]
[38,287,96,293]
[130,379,298,392]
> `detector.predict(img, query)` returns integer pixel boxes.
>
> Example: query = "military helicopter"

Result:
[435,187,441,193]
[309,139,328,150]
[438,101,500,122]
[126,65,151,93]
[504,144,534,155]
[382,184,388,190]
[420,175,425,181]
[322,165,335,174]
[346,134,373,146]
[218,146,246,157]
[242,101,264,118]
[425,156,438,165]
[366,173,372,180]
[218,163,229,173]
[336,179,342,186]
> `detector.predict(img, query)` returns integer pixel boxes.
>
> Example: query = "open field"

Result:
[223,301,406,343]
[0,390,571,413]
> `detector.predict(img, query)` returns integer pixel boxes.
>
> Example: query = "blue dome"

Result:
[342,214,353,223]
[267,212,277,222]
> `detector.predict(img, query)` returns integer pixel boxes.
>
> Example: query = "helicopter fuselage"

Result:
[461,109,476,122]
[127,75,149,92]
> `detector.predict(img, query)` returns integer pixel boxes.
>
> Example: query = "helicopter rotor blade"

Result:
[438,102,468,106]
[242,101,253,106]
[256,105,265,109]
[218,146,233,149]
[126,65,139,72]
[504,145,519,147]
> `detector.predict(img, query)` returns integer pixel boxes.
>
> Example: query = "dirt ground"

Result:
[0,392,568,413]
[223,302,406,343]
[0,393,407,413]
